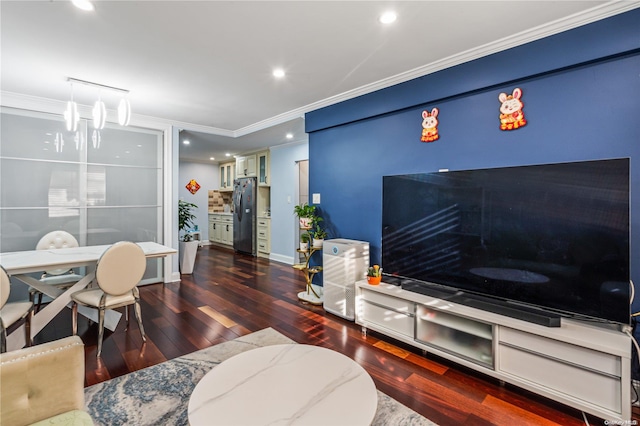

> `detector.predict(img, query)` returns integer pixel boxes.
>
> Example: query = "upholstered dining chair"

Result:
[31,230,84,312]
[0,265,33,353]
[71,241,147,357]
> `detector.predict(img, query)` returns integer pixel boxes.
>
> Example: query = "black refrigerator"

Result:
[232,177,256,255]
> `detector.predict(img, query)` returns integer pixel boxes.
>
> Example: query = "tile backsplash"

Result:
[209,190,233,212]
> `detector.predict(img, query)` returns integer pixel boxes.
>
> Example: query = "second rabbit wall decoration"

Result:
[420,107,440,142]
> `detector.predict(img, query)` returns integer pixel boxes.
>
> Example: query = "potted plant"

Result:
[366,264,382,285]
[299,232,310,251]
[311,226,327,249]
[293,203,317,229]
[178,200,199,274]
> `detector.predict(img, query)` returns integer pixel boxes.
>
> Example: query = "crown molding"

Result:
[268,138,308,151]
[234,111,305,138]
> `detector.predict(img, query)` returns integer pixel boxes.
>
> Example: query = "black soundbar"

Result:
[401,282,562,327]
[452,296,562,327]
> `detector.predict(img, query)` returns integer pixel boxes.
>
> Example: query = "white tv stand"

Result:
[355,281,632,421]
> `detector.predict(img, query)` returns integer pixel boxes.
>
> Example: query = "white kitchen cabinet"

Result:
[219,161,235,192]
[257,217,270,257]
[209,214,233,246]
[257,151,270,186]
[236,154,257,177]
[221,216,233,246]
[208,215,216,242]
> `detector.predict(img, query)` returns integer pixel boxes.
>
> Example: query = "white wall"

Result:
[269,141,308,264]
[178,161,218,241]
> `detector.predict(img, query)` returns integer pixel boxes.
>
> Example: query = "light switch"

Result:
[312,193,321,204]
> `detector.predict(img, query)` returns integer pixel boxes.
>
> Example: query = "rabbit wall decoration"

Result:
[420,107,440,142]
[498,88,527,131]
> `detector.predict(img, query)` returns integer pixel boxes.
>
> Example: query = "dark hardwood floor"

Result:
[35,245,638,425]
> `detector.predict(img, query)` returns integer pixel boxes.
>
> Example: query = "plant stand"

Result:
[294,247,323,305]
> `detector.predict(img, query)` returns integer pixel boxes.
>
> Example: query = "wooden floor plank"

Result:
[197,305,238,328]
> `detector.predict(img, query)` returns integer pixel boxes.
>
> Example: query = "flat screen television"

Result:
[382,158,630,326]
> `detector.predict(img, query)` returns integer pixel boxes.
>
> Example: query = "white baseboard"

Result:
[270,252,294,265]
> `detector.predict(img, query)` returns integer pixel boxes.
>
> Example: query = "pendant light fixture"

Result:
[65,77,132,133]
[64,82,80,132]
[117,97,131,126]
[92,92,106,130]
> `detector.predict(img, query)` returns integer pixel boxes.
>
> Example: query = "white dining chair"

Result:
[31,230,84,312]
[0,265,33,353]
[71,241,147,357]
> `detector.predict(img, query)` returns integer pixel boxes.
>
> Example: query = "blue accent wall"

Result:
[306,10,640,310]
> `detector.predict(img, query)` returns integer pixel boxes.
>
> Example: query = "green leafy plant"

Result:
[293,203,316,218]
[311,214,323,228]
[312,226,327,240]
[178,200,198,242]
[300,232,310,243]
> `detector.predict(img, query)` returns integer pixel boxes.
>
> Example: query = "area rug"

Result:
[84,328,437,425]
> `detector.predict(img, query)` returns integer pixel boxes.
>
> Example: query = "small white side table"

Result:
[188,344,378,425]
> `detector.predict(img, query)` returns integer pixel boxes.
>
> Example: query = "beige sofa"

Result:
[0,336,93,425]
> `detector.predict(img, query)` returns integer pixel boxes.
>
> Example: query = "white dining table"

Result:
[0,241,176,352]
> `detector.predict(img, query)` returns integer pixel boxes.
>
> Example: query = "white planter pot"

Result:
[300,242,309,251]
[299,218,313,229]
[179,240,199,274]
[312,238,324,249]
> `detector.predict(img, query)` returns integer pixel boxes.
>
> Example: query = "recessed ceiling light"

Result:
[183,140,190,145]
[71,0,95,11]
[286,133,293,139]
[273,68,286,78]
[210,157,215,161]
[379,11,397,24]
[225,153,231,157]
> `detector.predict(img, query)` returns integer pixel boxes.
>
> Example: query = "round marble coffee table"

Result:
[188,344,378,425]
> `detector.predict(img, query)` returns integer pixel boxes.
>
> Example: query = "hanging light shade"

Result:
[64,101,79,132]
[92,129,101,149]
[118,98,131,126]
[54,132,64,153]
[75,131,84,151]
[92,99,106,129]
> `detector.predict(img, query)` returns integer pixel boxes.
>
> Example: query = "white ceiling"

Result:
[2,1,637,163]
